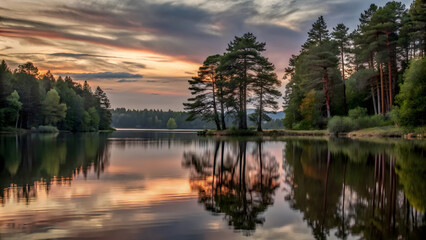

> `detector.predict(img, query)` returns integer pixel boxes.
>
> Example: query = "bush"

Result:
[394,57,426,127]
[328,114,392,134]
[36,125,59,133]
[348,107,367,119]
[292,119,312,130]
[328,116,354,134]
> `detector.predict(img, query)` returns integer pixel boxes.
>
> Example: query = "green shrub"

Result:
[292,119,311,130]
[36,125,59,133]
[328,116,354,134]
[348,107,367,119]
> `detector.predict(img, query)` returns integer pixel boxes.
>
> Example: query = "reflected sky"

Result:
[0,132,424,239]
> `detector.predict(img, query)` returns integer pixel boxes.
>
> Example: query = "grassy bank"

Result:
[198,126,425,139]
[346,126,425,139]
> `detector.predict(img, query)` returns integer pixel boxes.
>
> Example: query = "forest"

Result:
[0,61,112,132]
[284,0,425,132]
[111,108,283,129]
[185,0,425,132]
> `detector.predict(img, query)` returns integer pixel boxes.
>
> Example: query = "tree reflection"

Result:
[283,138,425,240]
[0,133,110,205]
[182,140,279,235]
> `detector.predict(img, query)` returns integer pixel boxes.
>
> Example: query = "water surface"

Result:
[0,130,424,239]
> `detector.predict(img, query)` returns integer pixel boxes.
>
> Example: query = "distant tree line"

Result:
[0,61,112,131]
[111,108,283,129]
[184,33,282,131]
[283,0,425,130]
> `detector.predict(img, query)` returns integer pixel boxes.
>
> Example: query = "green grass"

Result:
[347,126,425,138]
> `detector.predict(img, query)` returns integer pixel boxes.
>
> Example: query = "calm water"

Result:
[0,130,424,240]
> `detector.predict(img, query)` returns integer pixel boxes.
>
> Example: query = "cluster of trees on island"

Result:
[0,61,112,132]
[184,33,282,132]
[185,0,425,132]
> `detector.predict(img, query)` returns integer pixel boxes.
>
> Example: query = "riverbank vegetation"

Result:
[0,61,112,132]
[284,1,425,133]
[185,0,425,136]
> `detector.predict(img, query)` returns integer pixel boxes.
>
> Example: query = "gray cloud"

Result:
[50,52,106,58]
[117,79,139,83]
[1,0,413,110]
[63,72,143,80]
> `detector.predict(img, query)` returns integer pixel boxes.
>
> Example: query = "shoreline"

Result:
[199,127,425,139]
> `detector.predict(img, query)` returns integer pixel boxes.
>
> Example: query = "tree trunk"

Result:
[371,85,377,115]
[212,80,221,130]
[257,87,263,132]
[388,59,392,107]
[380,63,385,115]
[323,68,331,118]
[220,98,226,130]
[15,112,19,129]
[239,84,244,129]
[242,58,248,129]
[218,84,226,130]
[376,77,381,114]
[340,45,348,115]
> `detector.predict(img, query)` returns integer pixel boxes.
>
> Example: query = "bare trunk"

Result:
[219,86,226,130]
[242,58,248,129]
[257,87,263,132]
[388,59,392,107]
[212,80,221,130]
[15,113,19,129]
[340,46,348,115]
[380,63,385,115]
[376,77,381,114]
[371,84,377,115]
[323,68,331,118]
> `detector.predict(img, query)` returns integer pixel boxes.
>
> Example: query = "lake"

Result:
[0,130,424,240]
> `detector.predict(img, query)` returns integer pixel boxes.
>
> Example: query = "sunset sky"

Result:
[0,0,412,110]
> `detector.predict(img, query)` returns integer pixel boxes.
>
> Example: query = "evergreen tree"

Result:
[184,55,224,130]
[219,33,266,129]
[166,117,177,129]
[303,16,330,49]
[332,23,350,114]
[250,57,282,131]
[95,86,112,130]
[0,60,12,108]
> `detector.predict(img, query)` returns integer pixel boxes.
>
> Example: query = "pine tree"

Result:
[219,32,266,129]
[332,23,350,114]
[184,55,224,130]
[250,57,281,131]
[94,86,112,130]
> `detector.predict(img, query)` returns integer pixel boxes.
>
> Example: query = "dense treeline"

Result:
[283,0,425,130]
[111,108,283,129]
[184,33,282,131]
[0,61,112,131]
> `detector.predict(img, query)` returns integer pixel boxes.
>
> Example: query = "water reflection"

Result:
[0,131,424,240]
[183,140,280,235]
[0,133,110,205]
[283,138,425,240]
